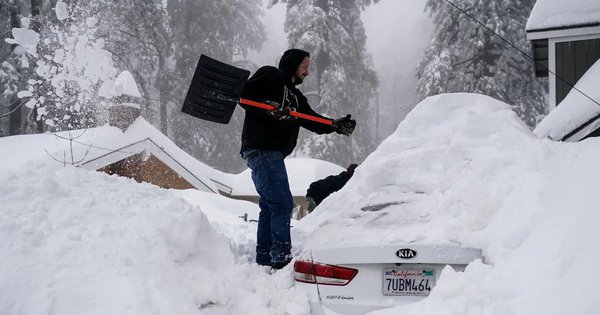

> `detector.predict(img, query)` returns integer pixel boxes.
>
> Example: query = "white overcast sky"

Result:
[252,0,434,141]
[362,0,434,139]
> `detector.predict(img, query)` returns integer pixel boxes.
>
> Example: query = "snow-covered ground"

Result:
[2,92,600,314]
[0,158,309,315]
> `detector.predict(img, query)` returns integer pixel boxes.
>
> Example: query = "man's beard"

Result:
[293,75,304,85]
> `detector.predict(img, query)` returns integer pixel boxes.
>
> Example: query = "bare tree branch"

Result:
[45,131,94,166]
[0,50,13,63]
[0,99,24,118]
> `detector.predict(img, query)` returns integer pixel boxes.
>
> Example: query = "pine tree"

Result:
[95,0,174,134]
[29,0,44,132]
[272,0,379,166]
[417,0,547,127]
[2,0,109,134]
[0,0,24,136]
[19,3,117,131]
[167,0,266,172]
[0,0,50,135]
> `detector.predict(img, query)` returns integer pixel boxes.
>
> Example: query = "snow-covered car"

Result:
[290,94,517,314]
[293,243,481,314]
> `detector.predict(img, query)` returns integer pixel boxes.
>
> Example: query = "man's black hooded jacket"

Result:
[240,49,334,157]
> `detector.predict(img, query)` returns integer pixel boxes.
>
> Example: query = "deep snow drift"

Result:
[0,163,309,315]
[296,93,600,314]
[2,93,600,314]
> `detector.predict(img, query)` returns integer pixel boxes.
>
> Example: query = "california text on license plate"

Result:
[382,269,435,296]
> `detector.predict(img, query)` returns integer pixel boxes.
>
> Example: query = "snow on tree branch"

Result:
[15,3,118,131]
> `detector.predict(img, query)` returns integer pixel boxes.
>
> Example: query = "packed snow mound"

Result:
[0,162,232,314]
[0,162,308,315]
[534,59,600,141]
[296,93,538,248]
[296,93,600,314]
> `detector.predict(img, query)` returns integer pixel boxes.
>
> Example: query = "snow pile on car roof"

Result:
[297,92,541,248]
[296,92,600,314]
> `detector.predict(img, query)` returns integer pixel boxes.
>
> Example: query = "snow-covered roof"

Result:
[76,117,226,193]
[80,121,346,196]
[0,117,227,193]
[534,59,600,141]
[526,0,600,32]
[114,71,141,98]
[0,117,345,196]
[99,71,142,99]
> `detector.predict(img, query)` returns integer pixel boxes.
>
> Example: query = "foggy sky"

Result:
[362,0,434,141]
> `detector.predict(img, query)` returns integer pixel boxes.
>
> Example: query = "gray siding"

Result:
[532,39,549,77]
[556,38,600,105]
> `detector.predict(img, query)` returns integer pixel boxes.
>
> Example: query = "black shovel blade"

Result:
[182,54,250,124]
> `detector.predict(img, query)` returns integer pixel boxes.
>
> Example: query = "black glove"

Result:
[265,101,292,120]
[333,114,356,136]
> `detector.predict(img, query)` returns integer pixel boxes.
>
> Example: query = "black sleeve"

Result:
[327,171,352,192]
[240,66,284,115]
[297,95,335,135]
[306,171,353,204]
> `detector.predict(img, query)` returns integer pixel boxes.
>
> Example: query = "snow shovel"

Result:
[182,54,334,126]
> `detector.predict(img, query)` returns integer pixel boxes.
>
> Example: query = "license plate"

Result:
[382,268,435,296]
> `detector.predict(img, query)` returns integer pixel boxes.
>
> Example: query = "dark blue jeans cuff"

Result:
[256,246,271,266]
[271,243,292,263]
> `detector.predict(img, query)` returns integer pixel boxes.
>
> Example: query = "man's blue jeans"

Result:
[242,149,294,266]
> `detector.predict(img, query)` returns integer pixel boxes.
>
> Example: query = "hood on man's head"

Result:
[278,48,309,85]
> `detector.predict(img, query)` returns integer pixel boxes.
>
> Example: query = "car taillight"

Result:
[293,259,358,286]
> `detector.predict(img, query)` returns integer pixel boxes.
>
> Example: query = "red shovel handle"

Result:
[239,98,276,110]
[239,98,333,126]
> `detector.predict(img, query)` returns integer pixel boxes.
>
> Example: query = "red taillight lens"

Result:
[293,259,358,286]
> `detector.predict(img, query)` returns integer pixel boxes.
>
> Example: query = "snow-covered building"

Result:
[526,0,600,111]
[75,71,230,194]
[77,114,229,194]
[79,105,346,216]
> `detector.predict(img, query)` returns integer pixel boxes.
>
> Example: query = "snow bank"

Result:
[0,161,309,315]
[0,162,231,314]
[297,93,539,248]
[375,133,600,315]
[296,93,600,314]
[4,91,600,314]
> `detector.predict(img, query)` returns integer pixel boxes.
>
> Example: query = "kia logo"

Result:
[396,248,417,259]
